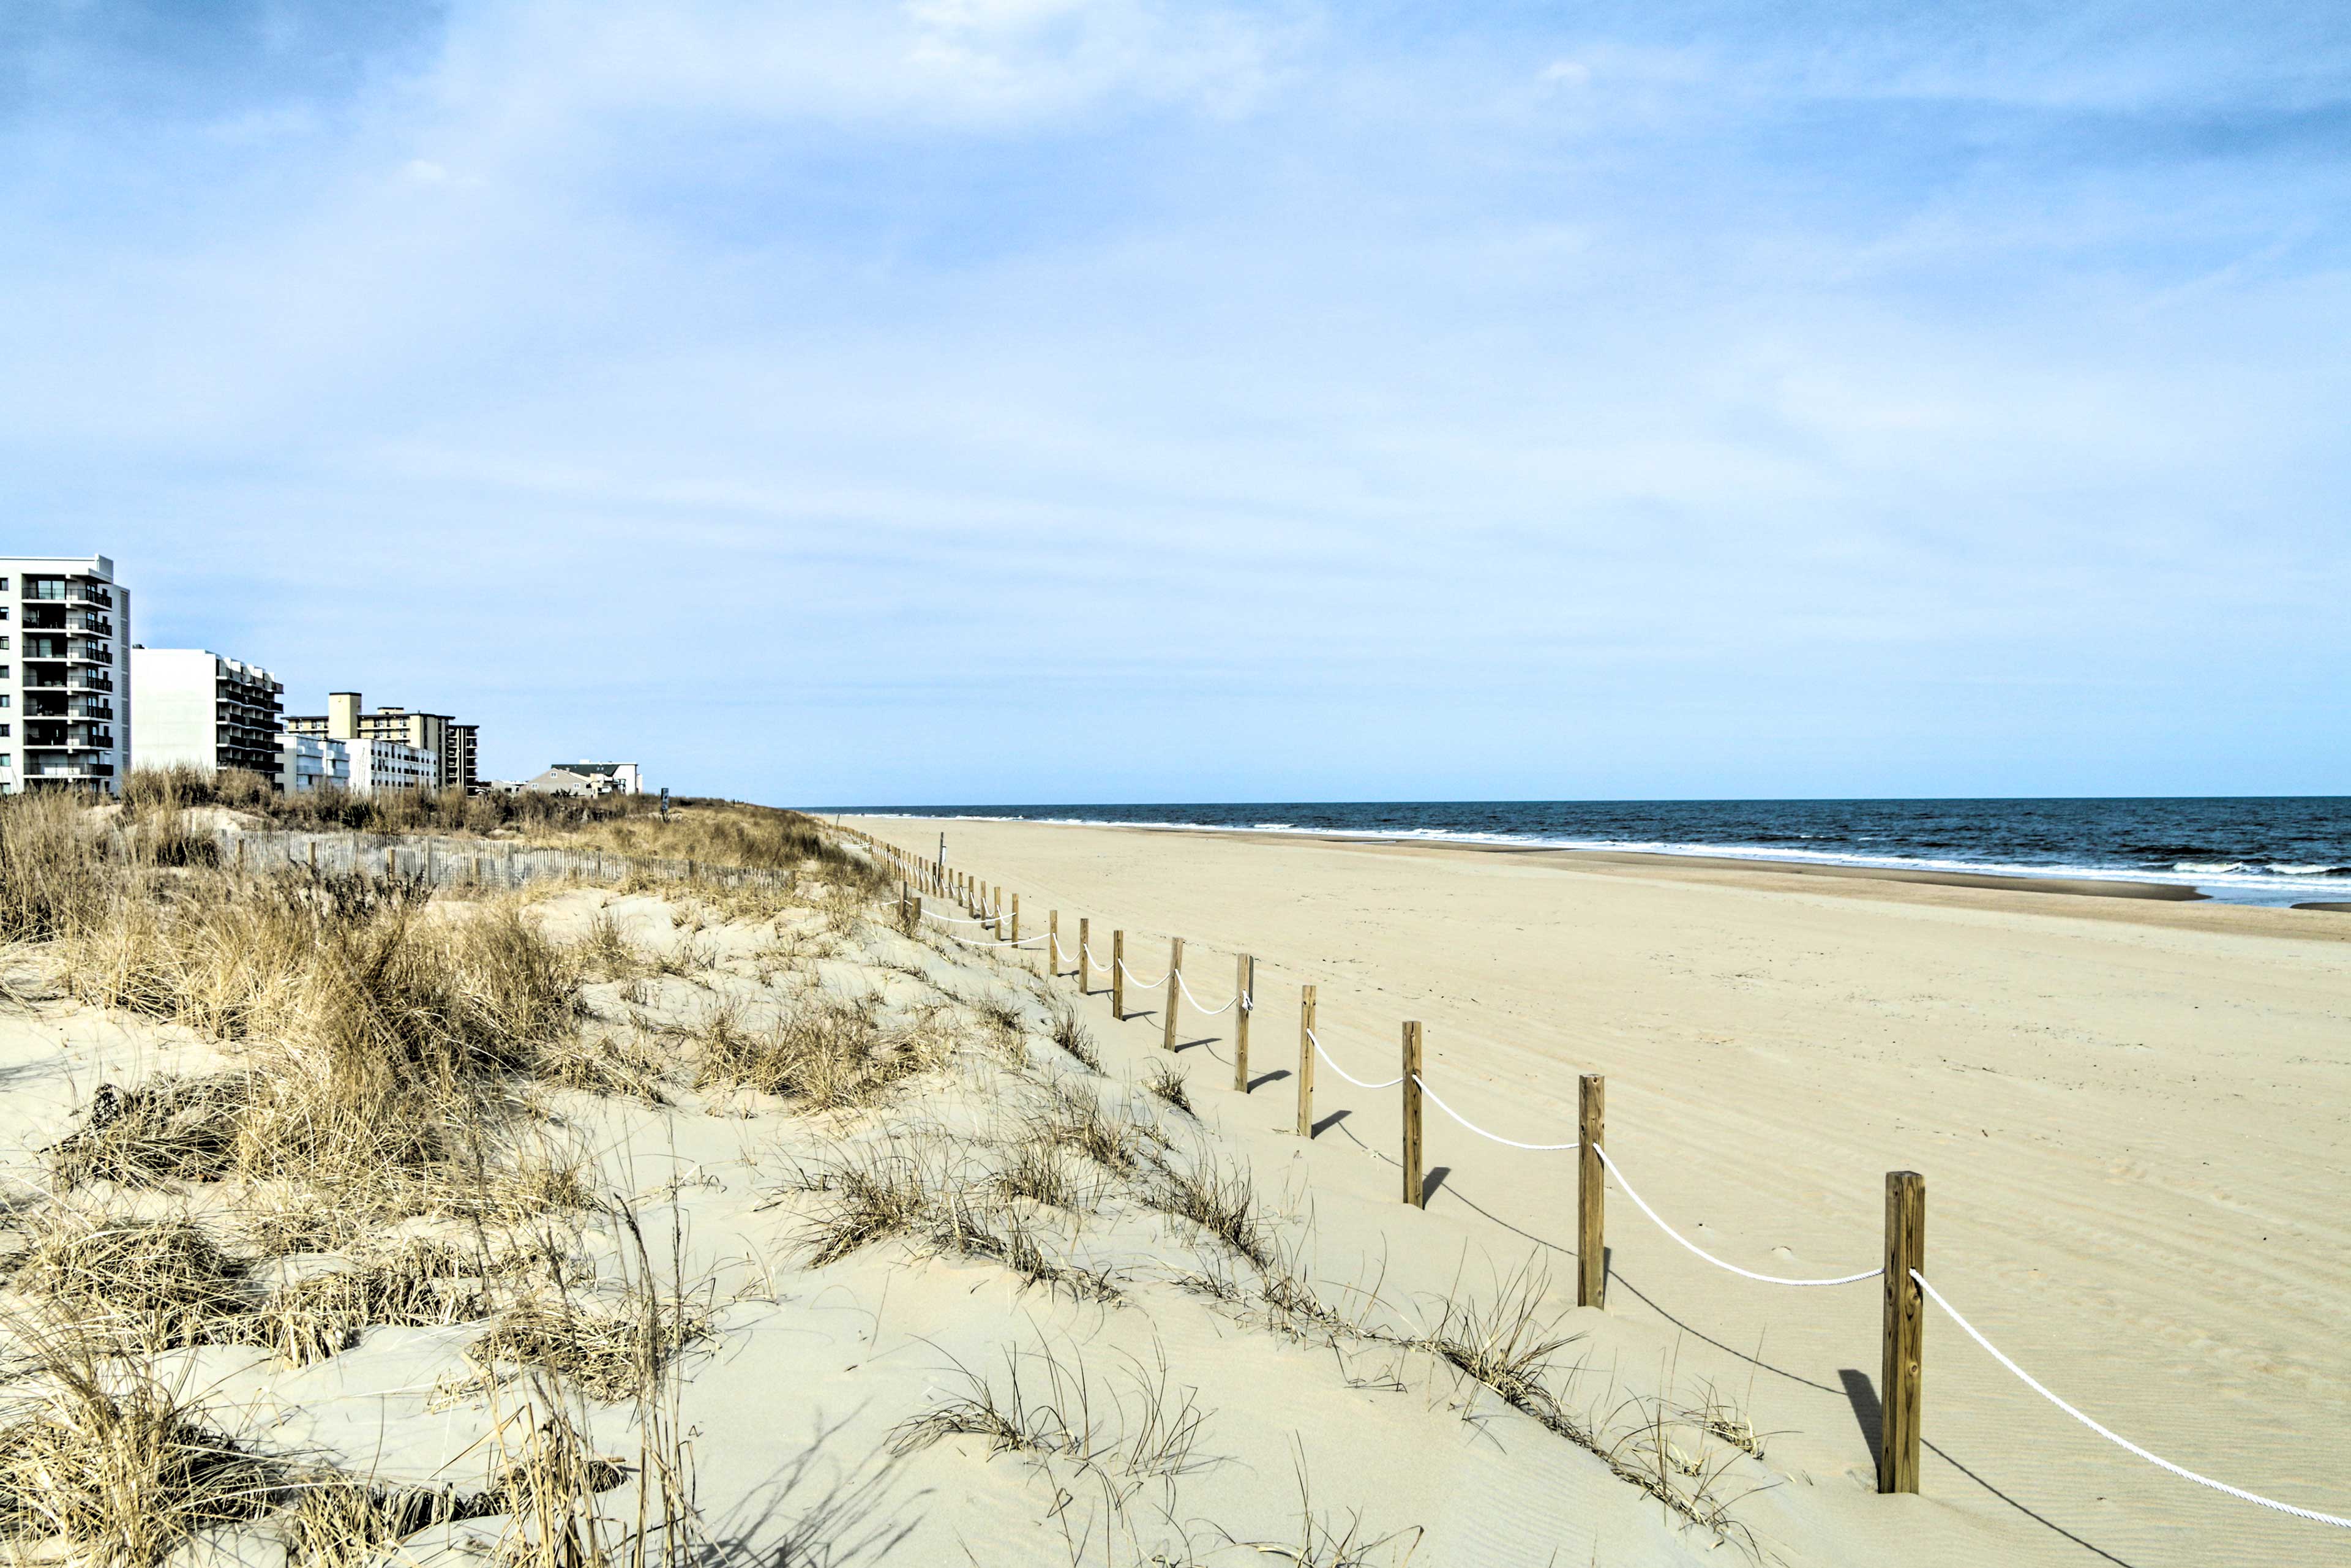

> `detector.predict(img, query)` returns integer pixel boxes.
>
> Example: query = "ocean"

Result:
[845,798,2351,908]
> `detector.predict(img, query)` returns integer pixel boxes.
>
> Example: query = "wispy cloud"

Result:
[1,1,2345,799]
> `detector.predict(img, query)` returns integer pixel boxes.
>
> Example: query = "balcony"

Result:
[21,606,64,630]
[23,667,66,691]
[22,693,67,718]
[68,642,112,666]
[67,614,112,636]
[21,636,66,659]
[70,700,113,720]
[72,672,113,693]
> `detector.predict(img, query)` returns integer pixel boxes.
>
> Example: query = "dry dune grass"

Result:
[692,993,951,1110]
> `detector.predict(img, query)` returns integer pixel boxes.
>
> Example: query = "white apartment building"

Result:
[129,649,283,779]
[276,733,352,793]
[343,736,437,795]
[0,555,132,795]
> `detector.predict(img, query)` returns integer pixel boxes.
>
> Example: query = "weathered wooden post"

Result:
[1111,931,1127,1019]
[1048,910,1060,975]
[1010,893,1021,946]
[1401,1022,1425,1207]
[1578,1076,1606,1308]
[1161,939,1185,1051]
[1076,918,1090,993]
[1295,985,1318,1136]
[1880,1171,1926,1495]
[307,841,317,871]
[386,846,396,879]
[1232,954,1254,1091]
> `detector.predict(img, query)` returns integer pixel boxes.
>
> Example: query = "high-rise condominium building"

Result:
[129,649,283,779]
[285,692,477,792]
[0,555,131,795]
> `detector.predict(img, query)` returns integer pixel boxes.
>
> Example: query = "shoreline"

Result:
[850,812,2229,905]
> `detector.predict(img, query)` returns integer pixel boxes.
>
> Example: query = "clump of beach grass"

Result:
[1048,1005,1101,1072]
[7,1214,250,1353]
[0,1326,283,1567]
[694,994,948,1111]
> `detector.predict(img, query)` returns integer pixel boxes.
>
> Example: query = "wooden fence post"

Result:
[1162,938,1184,1051]
[386,846,396,879]
[1048,910,1059,975]
[1011,893,1021,947]
[1076,918,1090,993]
[1111,931,1126,1019]
[307,841,317,871]
[1578,1076,1606,1308]
[1233,954,1254,1091]
[1401,1022,1425,1207]
[1295,985,1318,1136]
[1880,1171,1926,1495]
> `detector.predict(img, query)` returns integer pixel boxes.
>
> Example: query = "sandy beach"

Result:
[850,814,2351,1567]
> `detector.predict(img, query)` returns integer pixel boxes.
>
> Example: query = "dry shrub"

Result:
[994,1139,1088,1210]
[694,995,947,1111]
[540,1025,672,1105]
[1420,1259,1580,1417]
[47,874,582,1210]
[1031,1079,1176,1178]
[468,1294,709,1405]
[576,911,640,979]
[46,1078,253,1188]
[891,1338,1206,1506]
[258,1240,495,1365]
[1144,1059,1194,1116]
[1048,1005,1101,1072]
[1143,1146,1272,1269]
[793,1142,942,1267]
[8,1215,250,1352]
[0,1342,282,1567]
[935,1196,1121,1305]
[0,792,116,943]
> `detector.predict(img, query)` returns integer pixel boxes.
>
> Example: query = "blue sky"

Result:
[4,1,2345,802]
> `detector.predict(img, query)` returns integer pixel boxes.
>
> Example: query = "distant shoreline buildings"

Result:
[0,552,650,800]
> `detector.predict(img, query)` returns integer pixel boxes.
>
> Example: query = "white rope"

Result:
[1595,1147,1880,1287]
[1408,1075,1578,1151]
[1174,971,1237,1016]
[1307,1028,1405,1090]
[937,928,1050,951]
[920,909,991,927]
[1913,1270,2351,1528]
[1116,958,1167,990]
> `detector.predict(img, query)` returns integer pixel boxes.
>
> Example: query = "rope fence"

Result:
[843,823,2351,1539]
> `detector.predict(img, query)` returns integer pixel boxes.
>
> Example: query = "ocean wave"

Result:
[851,808,2350,906]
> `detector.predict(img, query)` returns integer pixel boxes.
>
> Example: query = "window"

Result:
[1,754,10,768]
